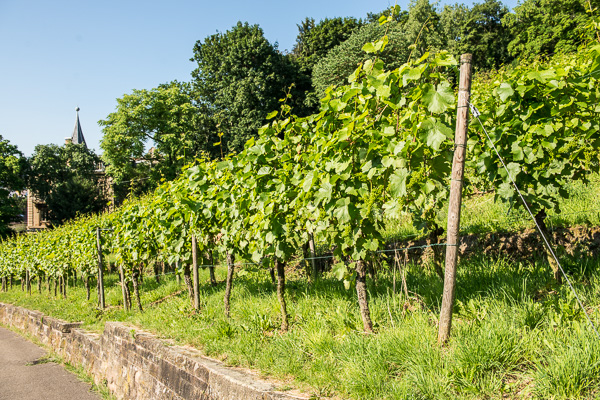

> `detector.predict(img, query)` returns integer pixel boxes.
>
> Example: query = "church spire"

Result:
[71,107,87,147]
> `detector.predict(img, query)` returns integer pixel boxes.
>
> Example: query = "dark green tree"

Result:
[191,22,308,154]
[29,143,106,225]
[291,17,364,112]
[503,0,600,60]
[441,0,513,70]
[311,21,410,95]
[45,176,107,225]
[99,81,204,195]
[0,135,28,237]
[402,0,446,57]
[292,17,363,74]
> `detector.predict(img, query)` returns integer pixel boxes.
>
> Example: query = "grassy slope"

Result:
[2,257,600,399]
[1,178,599,399]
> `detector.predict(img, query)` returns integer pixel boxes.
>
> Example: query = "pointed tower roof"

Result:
[71,107,87,147]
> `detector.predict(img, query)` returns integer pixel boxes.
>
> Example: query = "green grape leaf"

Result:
[390,168,410,197]
[333,198,351,223]
[422,118,453,151]
[402,66,423,86]
[496,83,514,102]
[506,162,521,179]
[362,42,376,54]
[422,82,455,113]
[497,183,515,202]
[511,142,524,161]
[332,262,348,280]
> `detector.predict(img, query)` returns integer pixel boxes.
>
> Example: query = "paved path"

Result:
[0,326,100,400]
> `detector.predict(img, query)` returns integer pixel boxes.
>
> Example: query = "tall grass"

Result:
[2,253,600,399]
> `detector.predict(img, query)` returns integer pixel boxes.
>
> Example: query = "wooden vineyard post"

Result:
[26,270,31,295]
[96,227,106,309]
[192,235,200,310]
[438,53,472,344]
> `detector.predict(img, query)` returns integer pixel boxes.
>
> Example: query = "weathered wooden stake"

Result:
[96,227,106,309]
[192,235,200,310]
[438,53,472,344]
[26,270,31,295]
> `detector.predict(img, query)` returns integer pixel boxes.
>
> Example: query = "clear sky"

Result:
[0,0,518,157]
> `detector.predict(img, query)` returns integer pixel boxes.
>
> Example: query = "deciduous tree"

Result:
[29,143,105,225]
[503,0,599,60]
[441,0,513,70]
[292,16,363,74]
[99,81,203,195]
[0,135,27,237]
[312,0,445,95]
[191,22,308,154]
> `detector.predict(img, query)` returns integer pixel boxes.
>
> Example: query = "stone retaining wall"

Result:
[0,303,303,400]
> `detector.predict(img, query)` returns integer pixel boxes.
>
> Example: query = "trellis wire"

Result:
[144,241,451,273]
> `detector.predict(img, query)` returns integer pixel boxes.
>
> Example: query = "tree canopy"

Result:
[503,0,600,60]
[94,0,599,196]
[312,21,410,95]
[99,81,202,195]
[191,22,309,154]
[0,135,27,237]
[292,16,363,74]
[312,0,445,95]
[441,0,513,70]
[29,143,106,226]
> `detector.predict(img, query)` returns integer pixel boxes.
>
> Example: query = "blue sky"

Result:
[0,0,518,156]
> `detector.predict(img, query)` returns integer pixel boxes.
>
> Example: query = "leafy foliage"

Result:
[29,143,105,226]
[2,17,600,336]
[292,16,363,75]
[441,0,513,70]
[0,135,27,237]
[503,0,600,60]
[191,22,310,154]
[312,21,410,96]
[312,0,445,95]
[469,46,600,215]
[99,81,201,196]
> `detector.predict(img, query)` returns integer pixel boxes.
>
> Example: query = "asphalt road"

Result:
[0,326,100,400]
